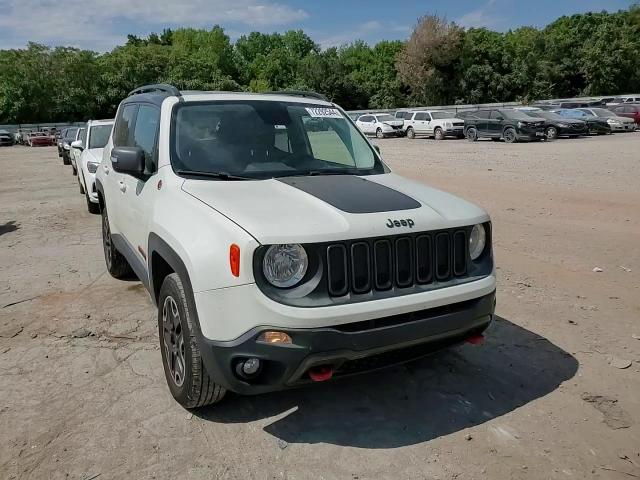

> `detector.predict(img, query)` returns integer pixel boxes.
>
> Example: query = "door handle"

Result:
[118,181,127,193]
[103,164,109,174]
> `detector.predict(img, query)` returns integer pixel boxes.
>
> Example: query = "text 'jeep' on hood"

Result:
[96,84,496,408]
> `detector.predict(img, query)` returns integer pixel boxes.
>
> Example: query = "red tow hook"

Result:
[466,334,485,345]
[308,365,333,382]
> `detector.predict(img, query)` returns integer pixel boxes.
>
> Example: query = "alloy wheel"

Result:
[504,129,516,143]
[162,296,186,387]
[102,210,113,269]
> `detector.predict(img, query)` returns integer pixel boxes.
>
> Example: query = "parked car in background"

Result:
[606,96,640,106]
[610,104,640,127]
[355,113,404,138]
[463,108,545,143]
[59,127,79,165]
[577,108,636,132]
[521,110,588,139]
[0,130,14,146]
[403,110,464,140]
[27,132,53,147]
[69,128,86,175]
[74,119,113,214]
[551,109,611,135]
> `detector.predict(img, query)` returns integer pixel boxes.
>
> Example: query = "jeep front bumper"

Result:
[194,283,495,395]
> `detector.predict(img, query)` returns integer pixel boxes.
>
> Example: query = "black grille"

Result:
[326,229,469,297]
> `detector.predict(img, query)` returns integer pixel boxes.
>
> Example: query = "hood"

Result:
[85,148,104,163]
[181,173,488,244]
[612,116,634,123]
[382,120,404,127]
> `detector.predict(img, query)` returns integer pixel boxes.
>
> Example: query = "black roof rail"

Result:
[128,84,181,97]
[264,90,329,102]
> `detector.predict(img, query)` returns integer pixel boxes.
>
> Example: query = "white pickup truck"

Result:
[403,110,465,140]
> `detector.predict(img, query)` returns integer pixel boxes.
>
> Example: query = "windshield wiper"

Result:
[290,168,363,177]
[175,169,252,180]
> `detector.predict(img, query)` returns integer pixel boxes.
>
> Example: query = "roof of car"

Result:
[122,84,332,107]
[87,119,115,126]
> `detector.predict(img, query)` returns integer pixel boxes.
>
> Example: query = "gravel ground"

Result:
[1,134,639,480]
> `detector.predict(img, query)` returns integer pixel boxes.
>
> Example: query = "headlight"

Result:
[469,224,486,261]
[263,244,308,288]
[517,121,525,128]
[557,123,569,128]
[607,118,619,124]
[63,143,70,150]
[444,121,452,128]
[87,162,99,174]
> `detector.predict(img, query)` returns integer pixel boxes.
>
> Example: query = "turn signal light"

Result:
[229,244,240,277]
[257,331,292,345]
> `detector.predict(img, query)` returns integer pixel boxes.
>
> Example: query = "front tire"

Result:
[101,205,133,279]
[63,154,70,165]
[376,128,384,139]
[434,128,444,140]
[545,126,558,140]
[158,273,226,409]
[503,127,517,143]
[87,194,99,214]
[466,127,478,141]
[406,127,415,139]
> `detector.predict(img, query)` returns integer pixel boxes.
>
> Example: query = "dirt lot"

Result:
[1,134,639,480]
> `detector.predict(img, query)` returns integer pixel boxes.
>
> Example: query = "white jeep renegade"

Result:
[96,84,496,408]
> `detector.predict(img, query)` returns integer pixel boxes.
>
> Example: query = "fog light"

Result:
[257,331,292,344]
[242,358,261,375]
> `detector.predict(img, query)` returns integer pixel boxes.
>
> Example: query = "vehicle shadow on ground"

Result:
[0,221,19,237]
[198,316,578,448]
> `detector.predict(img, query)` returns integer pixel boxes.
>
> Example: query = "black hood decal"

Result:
[277,175,421,214]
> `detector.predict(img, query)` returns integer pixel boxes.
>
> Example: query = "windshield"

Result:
[88,124,113,149]
[430,111,455,119]
[375,114,396,122]
[527,111,562,120]
[559,110,587,118]
[588,108,615,118]
[503,110,536,120]
[171,101,384,179]
[64,128,78,139]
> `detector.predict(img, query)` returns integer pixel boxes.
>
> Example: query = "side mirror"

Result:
[111,146,145,177]
[71,140,84,151]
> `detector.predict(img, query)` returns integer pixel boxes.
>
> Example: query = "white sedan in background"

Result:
[355,113,405,138]
[72,119,113,214]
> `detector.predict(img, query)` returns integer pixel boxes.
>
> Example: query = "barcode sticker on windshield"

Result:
[306,107,343,119]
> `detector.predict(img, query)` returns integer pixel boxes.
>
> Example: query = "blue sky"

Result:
[0,0,633,51]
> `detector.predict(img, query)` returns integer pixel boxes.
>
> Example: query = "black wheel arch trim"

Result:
[147,232,231,389]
